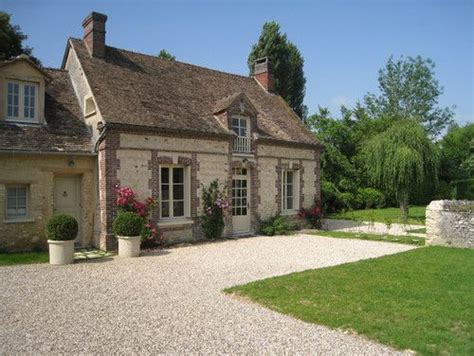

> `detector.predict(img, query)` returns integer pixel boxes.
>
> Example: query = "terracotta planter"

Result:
[48,240,75,265]
[117,235,141,257]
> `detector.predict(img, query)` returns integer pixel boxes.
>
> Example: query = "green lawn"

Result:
[0,251,49,266]
[226,247,474,355]
[312,230,425,245]
[328,206,426,225]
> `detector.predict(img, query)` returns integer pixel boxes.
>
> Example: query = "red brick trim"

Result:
[148,150,160,222]
[156,156,173,165]
[98,131,120,250]
[225,151,233,236]
[298,159,305,208]
[191,153,199,218]
[314,149,321,201]
[148,154,199,227]
[178,156,193,166]
[230,160,256,169]
[275,158,282,215]
[250,149,260,231]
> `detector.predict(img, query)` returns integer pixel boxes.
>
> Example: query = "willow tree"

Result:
[361,119,439,220]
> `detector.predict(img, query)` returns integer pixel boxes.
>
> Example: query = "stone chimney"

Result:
[253,57,274,92]
[82,12,108,58]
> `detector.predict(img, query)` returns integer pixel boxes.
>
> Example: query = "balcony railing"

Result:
[233,136,251,153]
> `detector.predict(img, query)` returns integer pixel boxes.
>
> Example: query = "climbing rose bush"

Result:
[115,185,163,247]
[200,180,229,239]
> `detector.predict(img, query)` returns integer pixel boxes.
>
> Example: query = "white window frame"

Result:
[231,115,251,153]
[5,185,29,221]
[159,165,190,219]
[231,115,249,138]
[282,169,298,212]
[5,80,39,122]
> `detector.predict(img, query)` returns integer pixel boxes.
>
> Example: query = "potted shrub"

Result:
[113,212,144,257]
[46,214,78,265]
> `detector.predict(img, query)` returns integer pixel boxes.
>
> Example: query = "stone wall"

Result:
[258,145,319,220]
[0,154,96,252]
[426,200,473,248]
[113,133,321,244]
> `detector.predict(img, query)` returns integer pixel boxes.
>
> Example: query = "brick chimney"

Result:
[253,57,274,92]
[82,12,108,58]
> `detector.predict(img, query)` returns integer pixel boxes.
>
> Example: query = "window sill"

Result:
[157,218,194,228]
[232,152,254,157]
[281,210,298,216]
[4,118,42,126]
[4,218,36,224]
[84,110,97,118]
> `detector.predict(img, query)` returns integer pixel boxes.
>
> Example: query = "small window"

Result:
[160,167,187,219]
[5,186,28,220]
[6,81,38,121]
[282,170,295,211]
[84,96,97,117]
[231,116,248,138]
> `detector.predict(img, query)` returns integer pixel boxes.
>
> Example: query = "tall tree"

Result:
[361,119,439,220]
[157,49,175,61]
[248,21,307,119]
[364,56,453,137]
[306,107,359,186]
[0,12,41,65]
[439,123,474,182]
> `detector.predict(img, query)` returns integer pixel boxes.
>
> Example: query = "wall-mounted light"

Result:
[68,160,75,167]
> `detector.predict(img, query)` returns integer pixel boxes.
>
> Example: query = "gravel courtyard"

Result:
[0,234,416,354]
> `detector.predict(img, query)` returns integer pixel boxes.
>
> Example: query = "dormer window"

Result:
[232,115,251,153]
[6,80,39,122]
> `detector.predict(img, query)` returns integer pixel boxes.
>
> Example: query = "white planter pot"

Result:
[48,240,75,265]
[117,235,141,257]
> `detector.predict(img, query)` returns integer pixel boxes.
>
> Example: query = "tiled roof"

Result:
[0,68,93,154]
[69,38,319,147]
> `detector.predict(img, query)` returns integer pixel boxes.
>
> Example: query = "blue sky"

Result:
[4,0,473,125]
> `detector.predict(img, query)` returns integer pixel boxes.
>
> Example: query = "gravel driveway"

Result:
[0,234,416,354]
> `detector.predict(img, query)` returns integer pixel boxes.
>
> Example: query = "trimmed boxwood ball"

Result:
[46,214,78,241]
[113,212,144,237]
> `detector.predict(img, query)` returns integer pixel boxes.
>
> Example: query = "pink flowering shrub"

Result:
[115,185,164,247]
[200,180,229,239]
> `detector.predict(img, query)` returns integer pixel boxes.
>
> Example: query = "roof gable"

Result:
[213,92,257,116]
[0,55,52,82]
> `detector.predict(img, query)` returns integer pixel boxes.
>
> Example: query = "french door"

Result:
[232,168,251,234]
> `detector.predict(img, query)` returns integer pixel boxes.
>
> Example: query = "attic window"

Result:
[84,96,96,117]
[5,80,39,122]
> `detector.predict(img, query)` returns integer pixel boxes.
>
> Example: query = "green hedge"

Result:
[259,216,298,236]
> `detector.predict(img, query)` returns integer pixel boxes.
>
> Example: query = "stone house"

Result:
[0,12,322,251]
